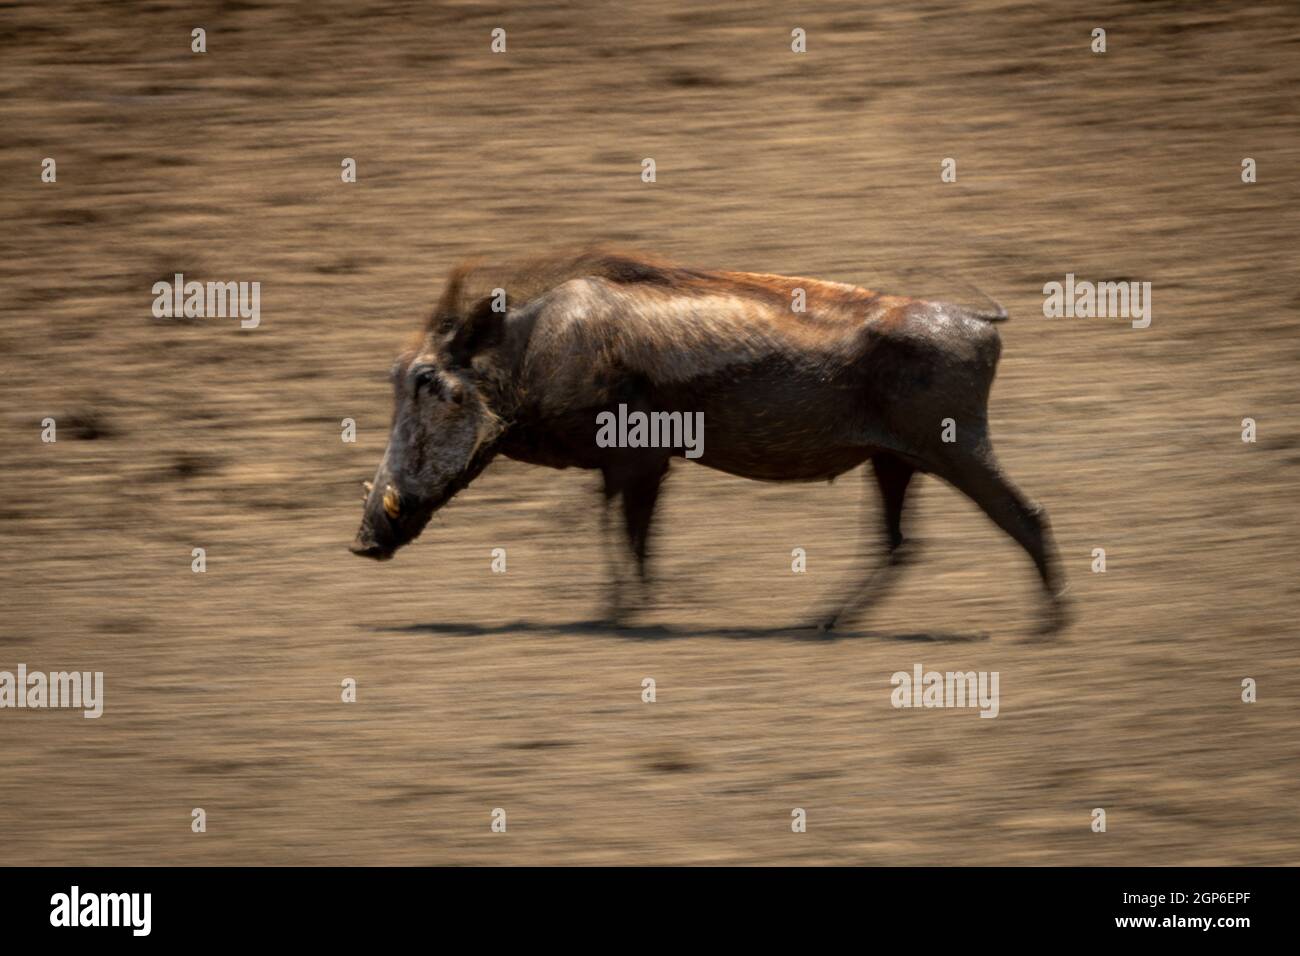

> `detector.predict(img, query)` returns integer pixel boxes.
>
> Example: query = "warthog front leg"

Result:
[599,457,670,624]
[818,453,918,631]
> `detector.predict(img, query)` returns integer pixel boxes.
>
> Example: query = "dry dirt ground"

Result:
[1,0,1298,865]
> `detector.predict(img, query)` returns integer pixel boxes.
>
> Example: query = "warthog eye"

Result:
[412,365,437,395]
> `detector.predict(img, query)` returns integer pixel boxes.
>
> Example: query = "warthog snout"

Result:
[352,464,440,561]
[348,534,394,560]
[351,475,401,560]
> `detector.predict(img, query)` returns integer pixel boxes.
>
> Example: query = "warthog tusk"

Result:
[383,485,401,519]
[360,480,374,503]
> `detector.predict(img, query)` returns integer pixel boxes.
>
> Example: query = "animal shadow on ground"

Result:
[378,619,991,643]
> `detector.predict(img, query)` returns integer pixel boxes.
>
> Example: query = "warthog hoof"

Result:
[1036,589,1075,637]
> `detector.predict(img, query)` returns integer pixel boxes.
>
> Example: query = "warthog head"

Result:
[351,272,506,560]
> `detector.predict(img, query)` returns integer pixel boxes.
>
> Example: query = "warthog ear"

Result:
[444,293,505,368]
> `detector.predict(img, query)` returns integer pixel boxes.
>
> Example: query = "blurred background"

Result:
[1,0,1297,864]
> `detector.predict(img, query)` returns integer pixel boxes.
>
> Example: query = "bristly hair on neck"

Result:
[422,245,711,336]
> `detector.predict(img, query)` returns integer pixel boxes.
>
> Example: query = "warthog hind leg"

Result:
[934,442,1071,636]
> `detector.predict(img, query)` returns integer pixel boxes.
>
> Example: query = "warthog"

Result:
[351,249,1070,634]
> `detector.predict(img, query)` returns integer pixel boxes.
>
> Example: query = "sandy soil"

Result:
[1,0,1298,864]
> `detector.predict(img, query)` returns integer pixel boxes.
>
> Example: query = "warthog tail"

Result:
[955,278,1008,322]
[967,296,1009,322]
[905,266,1009,322]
